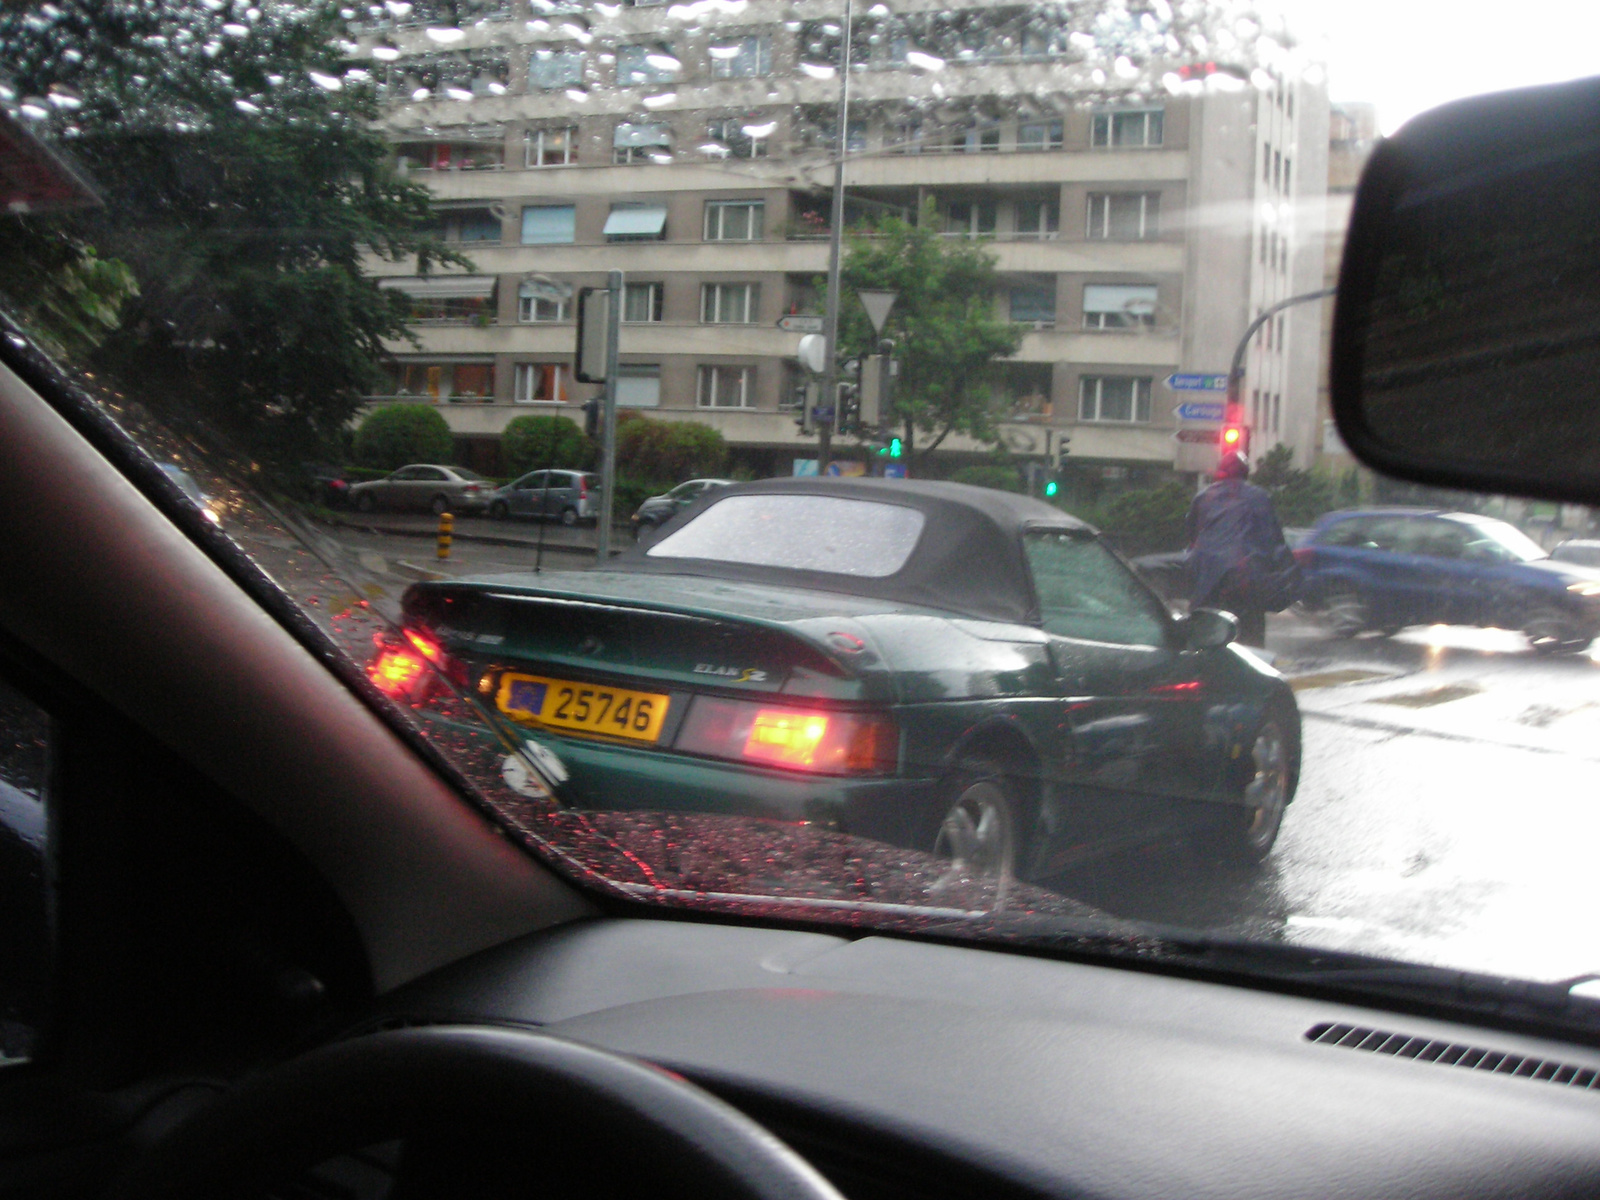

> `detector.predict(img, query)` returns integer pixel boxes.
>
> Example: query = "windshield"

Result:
[1455,515,1549,563]
[7,0,1600,995]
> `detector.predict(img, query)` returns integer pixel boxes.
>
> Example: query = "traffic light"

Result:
[583,397,601,440]
[885,436,904,459]
[1055,432,1071,469]
[1043,477,1059,498]
[1221,422,1250,456]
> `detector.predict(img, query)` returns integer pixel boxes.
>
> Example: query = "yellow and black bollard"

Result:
[436,511,453,560]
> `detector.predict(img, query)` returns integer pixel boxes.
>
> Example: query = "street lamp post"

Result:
[817,0,854,476]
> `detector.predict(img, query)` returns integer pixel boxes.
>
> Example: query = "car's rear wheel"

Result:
[354,491,376,513]
[560,506,578,527]
[1319,588,1369,638]
[929,759,1017,907]
[1206,707,1297,866]
[1523,606,1595,655]
[429,494,450,516]
[488,500,509,521]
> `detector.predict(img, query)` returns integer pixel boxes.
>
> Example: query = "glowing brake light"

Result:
[368,627,463,700]
[676,697,896,775]
[745,709,831,767]
[368,643,428,698]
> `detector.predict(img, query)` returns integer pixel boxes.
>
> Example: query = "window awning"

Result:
[379,275,497,300]
[603,204,668,237]
[613,122,672,148]
[1083,284,1157,314]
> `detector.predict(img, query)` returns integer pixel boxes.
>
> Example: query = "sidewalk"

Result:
[323,510,628,555]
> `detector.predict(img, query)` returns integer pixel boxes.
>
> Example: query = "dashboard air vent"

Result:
[1306,1022,1600,1090]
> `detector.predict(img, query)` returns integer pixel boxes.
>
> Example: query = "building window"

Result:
[394,139,505,172]
[1079,375,1152,423]
[613,121,673,163]
[1083,284,1158,330]
[513,363,568,404]
[518,281,569,323]
[705,200,764,241]
[710,35,771,78]
[617,43,679,86]
[391,362,496,402]
[603,203,668,242]
[1016,200,1059,239]
[1009,284,1056,325]
[887,119,922,154]
[1273,149,1282,190]
[1018,120,1063,151]
[527,48,584,91]
[702,282,759,324]
[705,117,768,159]
[521,204,576,245]
[1086,193,1159,240]
[525,127,577,167]
[381,276,498,324]
[617,364,661,408]
[698,365,755,408]
[946,199,996,237]
[1091,109,1163,148]
[1283,157,1292,193]
[623,282,663,323]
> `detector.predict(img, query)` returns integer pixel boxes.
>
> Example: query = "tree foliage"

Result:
[616,414,728,485]
[835,203,1024,462]
[948,464,1024,493]
[0,1,460,466]
[354,405,454,471]
[501,416,595,477]
[1090,480,1195,557]
[1252,444,1337,527]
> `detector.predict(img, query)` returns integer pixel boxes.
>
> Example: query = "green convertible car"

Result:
[373,478,1301,885]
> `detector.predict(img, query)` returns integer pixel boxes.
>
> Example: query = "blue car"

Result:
[1296,508,1600,654]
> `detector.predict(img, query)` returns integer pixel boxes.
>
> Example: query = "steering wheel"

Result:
[108,1026,844,1200]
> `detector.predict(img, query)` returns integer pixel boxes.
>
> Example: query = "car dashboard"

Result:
[368,917,1600,1200]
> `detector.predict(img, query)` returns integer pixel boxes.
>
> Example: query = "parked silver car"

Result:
[348,464,490,515]
[485,469,599,525]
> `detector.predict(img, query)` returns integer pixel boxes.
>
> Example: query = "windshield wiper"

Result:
[924,913,1600,1040]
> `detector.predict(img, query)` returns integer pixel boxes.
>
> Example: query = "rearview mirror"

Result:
[1331,74,1600,504]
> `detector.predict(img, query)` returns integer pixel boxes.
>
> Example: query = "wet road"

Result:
[251,514,1600,983]
[1058,613,1600,981]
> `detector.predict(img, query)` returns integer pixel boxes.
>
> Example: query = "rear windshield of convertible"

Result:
[646,494,926,577]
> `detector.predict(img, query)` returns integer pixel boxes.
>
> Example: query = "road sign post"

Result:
[595,269,623,564]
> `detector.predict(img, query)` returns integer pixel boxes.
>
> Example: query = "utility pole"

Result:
[596,268,623,562]
[817,0,854,476]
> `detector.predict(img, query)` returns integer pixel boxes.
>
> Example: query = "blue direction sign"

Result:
[1174,401,1225,422]
[1165,373,1229,392]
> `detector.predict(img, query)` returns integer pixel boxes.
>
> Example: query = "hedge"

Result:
[353,405,453,471]
[501,415,595,477]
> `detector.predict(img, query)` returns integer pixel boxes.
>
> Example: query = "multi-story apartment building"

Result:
[1317,100,1379,468]
[358,0,1329,483]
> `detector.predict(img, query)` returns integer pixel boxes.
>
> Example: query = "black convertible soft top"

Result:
[615,476,1091,624]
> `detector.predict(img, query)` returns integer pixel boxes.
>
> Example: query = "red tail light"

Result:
[367,627,464,700]
[1293,547,1313,565]
[579,476,589,500]
[676,698,896,775]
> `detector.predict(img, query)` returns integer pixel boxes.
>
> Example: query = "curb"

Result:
[324,513,619,554]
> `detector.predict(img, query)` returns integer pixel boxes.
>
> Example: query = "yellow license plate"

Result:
[495,673,670,743]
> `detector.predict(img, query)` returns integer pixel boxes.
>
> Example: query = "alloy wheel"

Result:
[1240,719,1290,856]
[931,778,1015,903]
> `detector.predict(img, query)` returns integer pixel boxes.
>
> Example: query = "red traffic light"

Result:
[1222,426,1243,447]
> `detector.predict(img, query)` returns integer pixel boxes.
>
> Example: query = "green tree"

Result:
[617,416,728,485]
[1092,481,1194,557]
[0,1,461,466]
[1252,445,1337,527]
[354,406,454,471]
[834,203,1024,463]
[949,464,1024,493]
[501,416,595,477]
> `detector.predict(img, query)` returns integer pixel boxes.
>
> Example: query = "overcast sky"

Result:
[1276,0,1600,133]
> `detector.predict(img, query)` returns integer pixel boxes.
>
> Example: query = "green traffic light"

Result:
[888,437,903,459]
[1044,480,1059,498]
